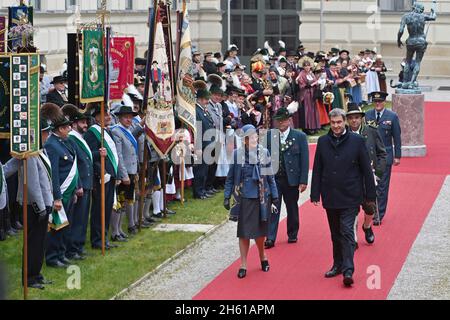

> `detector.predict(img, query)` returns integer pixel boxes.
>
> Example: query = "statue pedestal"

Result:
[392,93,427,157]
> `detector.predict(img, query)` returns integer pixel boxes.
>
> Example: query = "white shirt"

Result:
[280,127,291,144]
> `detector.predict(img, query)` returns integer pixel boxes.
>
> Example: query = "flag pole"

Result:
[180,147,185,206]
[22,157,28,300]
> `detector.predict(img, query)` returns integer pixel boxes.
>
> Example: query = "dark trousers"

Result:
[6,173,20,226]
[23,206,48,285]
[46,198,75,265]
[268,176,300,242]
[193,163,208,198]
[326,207,359,274]
[206,163,217,191]
[67,190,92,256]
[376,164,392,221]
[90,179,115,248]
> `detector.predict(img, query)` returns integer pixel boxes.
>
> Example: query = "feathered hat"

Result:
[61,104,88,122]
[264,41,275,58]
[278,40,286,54]
[193,80,210,99]
[287,101,299,115]
[207,74,226,95]
[41,102,71,129]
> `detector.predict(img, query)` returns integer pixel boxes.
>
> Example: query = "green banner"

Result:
[80,29,105,103]
[10,53,40,156]
[0,56,10,139]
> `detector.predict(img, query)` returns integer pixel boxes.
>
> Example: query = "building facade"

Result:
[0,0,448,78]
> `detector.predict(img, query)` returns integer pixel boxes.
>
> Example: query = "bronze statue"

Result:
[396,1,437,91]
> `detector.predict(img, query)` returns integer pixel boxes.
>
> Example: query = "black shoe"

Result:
[373,219,382,226]
[60,257,72,265]
[205,192,215,197]
[28,282,45,290]
[6,228,18,236]
[229,216,238,222]
[38,278,53,285]
[211,188,220,193]
[264,239,275,249]
[237,268,247,279]
[145,217,157,224]
[111,234,127,242]
[47,260,66,268]
[128,227,138,235]
[152,212,164,219]
[119,232,129,239]
[107,243,119,249]
[288,238,298,244]
[363,225,375,244]
[164,209,176,215]
[13,221,23,230]
[261,260,270,272]
[325,266,342,278]
[343,271,354,287]
[69,253,86,261]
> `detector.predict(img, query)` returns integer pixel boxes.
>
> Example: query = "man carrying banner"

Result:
[62,104,94,260]
[3,110,55,288]
[84,103,119,250]
[43,104,82,268]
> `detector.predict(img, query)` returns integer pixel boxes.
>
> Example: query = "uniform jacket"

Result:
[44,134,80,200]
[224,147,278,201]
[266,128,309,186]
[68,131,94,190]
[84,125,118,180]
[112,124,139,179]
[46,90,68,107]
[358,123,387,177]
[310,129,377,209]
[365,108,402,166]
[196,103,216,150]
[3,153,54,214]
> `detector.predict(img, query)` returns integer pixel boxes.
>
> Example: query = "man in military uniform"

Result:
[3,112,55,288]
[84,104,119,250]
[62,104,93,259]
[44,105,82,268]
[265,107,309,248]
[347,103,387,244]
[193,83,215,199]
[365,92,402,225]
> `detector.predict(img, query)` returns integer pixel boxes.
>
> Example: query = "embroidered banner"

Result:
[80,29,105,103]
[7,6,34,53]
[10,53,40,157]
[109,37,135,101]
[0,57,10,139]
[0,16,6,53]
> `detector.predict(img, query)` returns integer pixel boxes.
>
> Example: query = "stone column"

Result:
[392,93,427,157]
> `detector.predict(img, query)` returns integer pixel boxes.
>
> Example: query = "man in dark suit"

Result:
[84,104,119,250]
[46,76,69,107]
[311,108,376,287]
[265,107,309,248]
[365,92,402,225]
[193,84,216,199]
[347,103,387,245]
[44,112,82,268]
[62,104,93,259]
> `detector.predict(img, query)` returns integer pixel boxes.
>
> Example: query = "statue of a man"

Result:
[397,1,437,90]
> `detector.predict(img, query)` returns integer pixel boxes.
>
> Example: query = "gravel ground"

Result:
[388,175,450,300]
[118,177,312,300]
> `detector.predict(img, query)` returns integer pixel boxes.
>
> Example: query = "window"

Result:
[223,0,301,64]
[125,0,133,10]
[29,0,41,11]
[379,0,413,11]
[66,0,77,10]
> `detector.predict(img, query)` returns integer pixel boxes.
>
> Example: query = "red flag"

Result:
[109,37,135,100]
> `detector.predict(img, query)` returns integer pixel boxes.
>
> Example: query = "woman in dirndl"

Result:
[223,124,279,279]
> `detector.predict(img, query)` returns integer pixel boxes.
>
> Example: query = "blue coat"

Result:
[365,108,402,166]
[44,134,80,200]
[195,103,216,150]
[68,134,94,191]
[224,147,278,200]
[310,129,377,209]
[266,128,309,186]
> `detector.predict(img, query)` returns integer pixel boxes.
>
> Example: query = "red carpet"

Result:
[194,102,449,300]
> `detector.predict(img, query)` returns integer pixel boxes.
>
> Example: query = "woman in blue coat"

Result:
[224,124,279,278]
